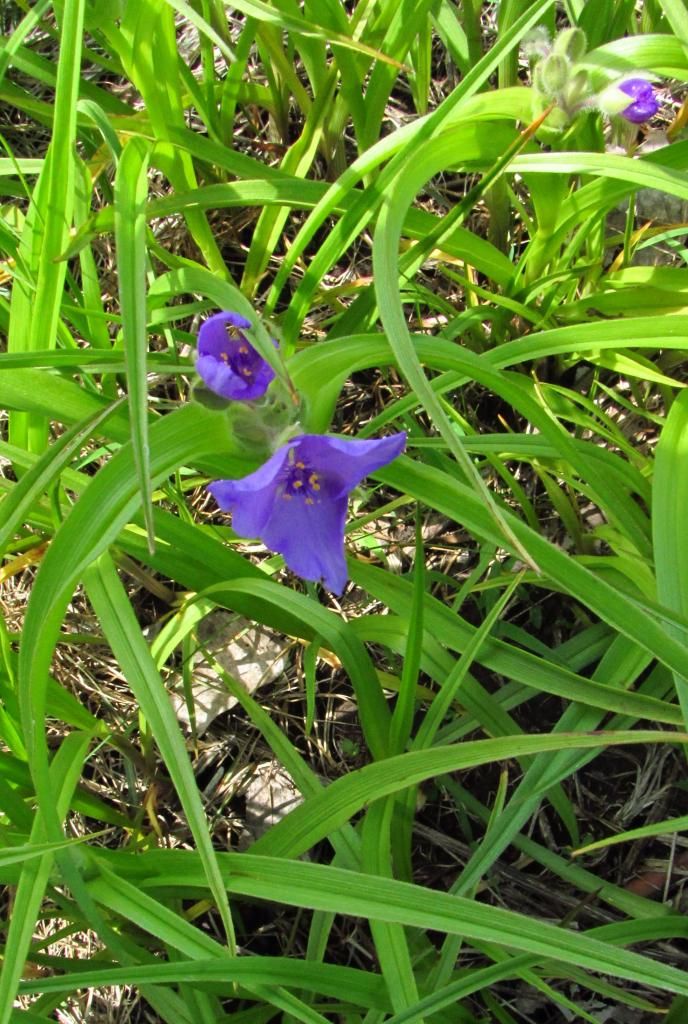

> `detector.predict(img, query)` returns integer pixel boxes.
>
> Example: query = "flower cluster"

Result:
[526,26,660,128]
[195,310,406,593]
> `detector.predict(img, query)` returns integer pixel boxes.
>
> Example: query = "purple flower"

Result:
[596,77,660,124]
[196,311,275,401]
[208,432,407,594]
[618,78,659,123]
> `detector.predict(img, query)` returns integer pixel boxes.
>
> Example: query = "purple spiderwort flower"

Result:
[618,78,660,123]
[196,311,276,401]
[208,432,407,594]
[597,77,659,124]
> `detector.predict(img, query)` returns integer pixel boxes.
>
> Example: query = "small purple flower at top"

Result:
[196,311,276,401]
[208,432,407,594]
[618,78,659,123]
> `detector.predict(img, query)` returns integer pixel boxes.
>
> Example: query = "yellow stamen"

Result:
[295,461,305,470]
[239,344,249,354]
[293,480,303,489]
[305,497,314,505]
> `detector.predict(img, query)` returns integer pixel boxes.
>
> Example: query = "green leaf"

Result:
[0,733,91,1024]
[653,388,688,729]
[6,0,86,454]
[97,845,688,997]
[114,137,154,551]
[251,731,684,860]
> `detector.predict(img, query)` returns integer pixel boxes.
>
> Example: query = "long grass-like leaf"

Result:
[114,137,154,550]
[653,388,688,730]
[251,731,685,859]
[0,733,91,1024]
[95,846,688,997]
[7,0,85,454]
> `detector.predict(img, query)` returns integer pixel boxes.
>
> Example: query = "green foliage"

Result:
[0,0,687,1021]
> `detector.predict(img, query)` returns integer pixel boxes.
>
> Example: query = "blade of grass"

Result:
[7,0,85,454]
[99,846,688,997]
[19,957,388,1009]
[0,732,91,1024]
[0,400,125,559]
[0,0,52,87]
[573,813,688,857]
[114,137,154,551]
[361,800,419,1014]
[652,388,688,732]
[251,731,686,860]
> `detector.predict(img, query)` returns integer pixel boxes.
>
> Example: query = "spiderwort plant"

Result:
[196,311,276,401]
[208,432,407,593]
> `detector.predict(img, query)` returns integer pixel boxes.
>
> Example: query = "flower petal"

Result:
[261,491,349,594]
[622,97,659,123]
[619,79,659,123]
[244,359,277,400]
[292,432,407,497]
[195,354,238,396]
[619,79,653,102]
[198,312,252,358]
[208,445,289,536]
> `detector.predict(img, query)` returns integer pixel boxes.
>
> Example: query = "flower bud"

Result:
[533,62,548,97]
[522,26,551,64]
[566,68,590,107]
[539,53,570,95]
[552,27,587,63]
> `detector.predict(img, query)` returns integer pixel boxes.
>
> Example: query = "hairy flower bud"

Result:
[522,25,551,65]
[566,68,590,107]
[552,27,587,64]
[539,53,570,95]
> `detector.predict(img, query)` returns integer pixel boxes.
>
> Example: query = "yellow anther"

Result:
[305,497,314,505]
[295,461,306,470]
[239,344,249,354]
[293,480,303,489]
[308,473,320,491]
